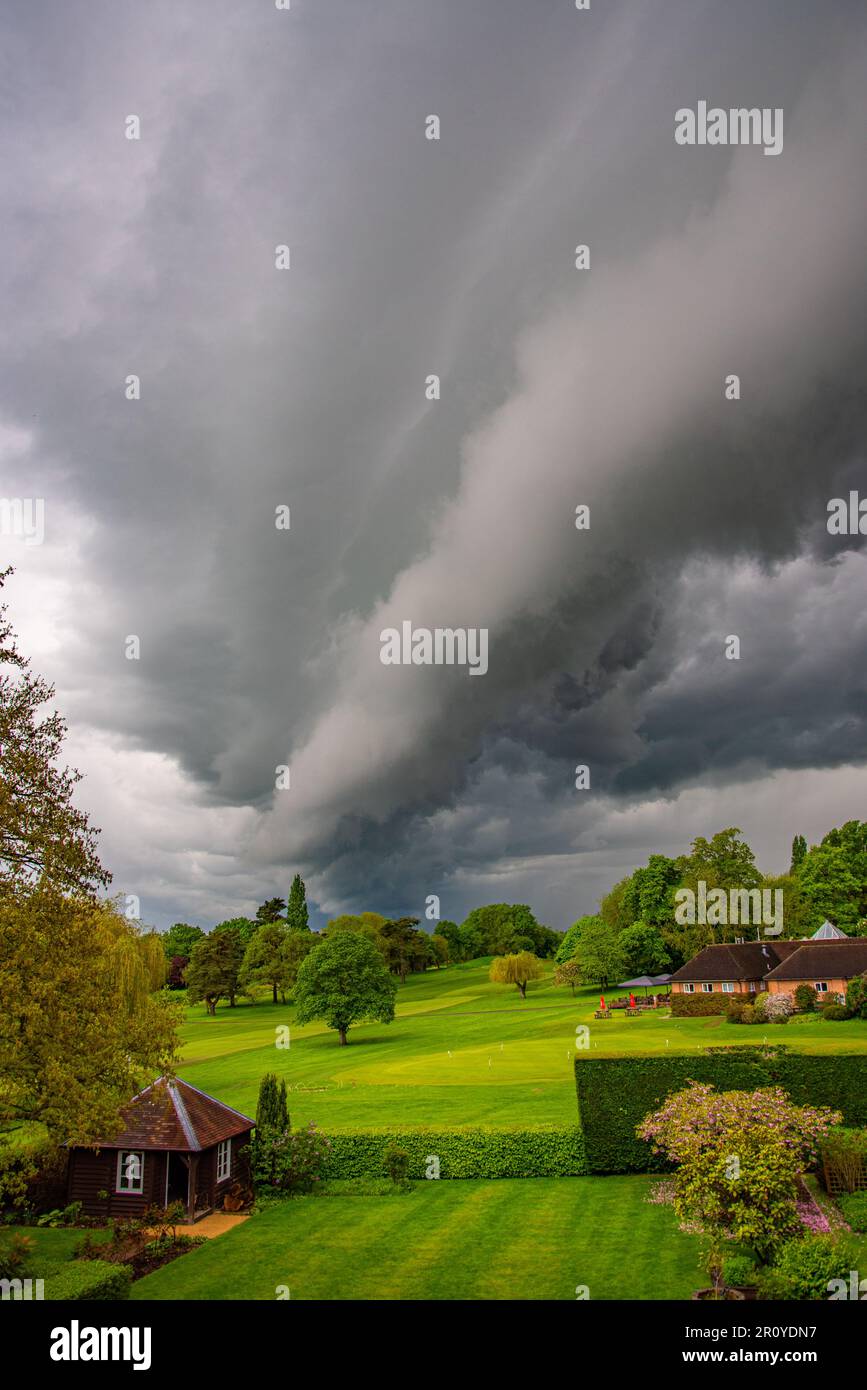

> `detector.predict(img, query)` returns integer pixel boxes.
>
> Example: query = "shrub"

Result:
[0,1129,68,1212]
[722,1253,758,1288]
[383,1144,410,1187]
[255,1122,331,1194]
[763,994,793,1023]
[0,1231,34,1280]
[45,1259,132,1301]
[820,1004,851,1022]
[575,1051,867,1173]
[795,984,818,1014]
[751,992,771,1021]
[846,976,867,1020]
[671,993,751,1018]
[739,1004,759,1025]
[839,1190,867,1232]
[756,1233,859,1300]
[321,1127,586,1180]
[36,1202,84,1229]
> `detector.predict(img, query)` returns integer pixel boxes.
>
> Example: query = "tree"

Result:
[489,951,544,999]
[255,1072,289,1133]
[457,920,483,961]
[436,920,461,961]
[256,897,287,924]
[0,568,108,898]
[213,917,258,949]
[796,822,867,933]
[552,958,582,995]
[618,922,670,977]
[430,934,449,968]
[622,855,681,929]
[0,891,179,1146]
[555,915,600,965]
[790,834,807,873]
[286,873,309,933]
[185,926,244,1014]
[380,917,423,983]
[638,1083,840,1261]
[572,919,625,989]
[241,922,291,1004]
[293,932,397,1045]
[167,955,188,989]
[161,922,204,963]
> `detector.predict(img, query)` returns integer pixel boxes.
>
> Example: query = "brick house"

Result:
[67,1077,254,1221]
[670,935,867,1006]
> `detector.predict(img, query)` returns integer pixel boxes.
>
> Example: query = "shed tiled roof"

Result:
[763,940,867,982]
[670,940,802,983]
[90,1077,255,1152]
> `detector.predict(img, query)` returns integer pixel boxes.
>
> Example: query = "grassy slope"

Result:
[132,1175,702,1301]
[176,959,867,1131]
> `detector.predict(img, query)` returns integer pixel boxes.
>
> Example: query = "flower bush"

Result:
[637,1083,840,1260]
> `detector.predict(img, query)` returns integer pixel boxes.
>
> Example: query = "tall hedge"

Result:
[575,1048,867,1173]
[321,1126,586,1179]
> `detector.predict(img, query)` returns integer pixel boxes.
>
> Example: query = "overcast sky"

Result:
[2,0,866,932]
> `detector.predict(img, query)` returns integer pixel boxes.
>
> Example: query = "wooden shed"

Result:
[67,1077,254,1222]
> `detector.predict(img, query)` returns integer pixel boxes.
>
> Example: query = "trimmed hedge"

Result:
[670,993,751,1017]
[45,1259,132,1301]
[321,1126,587,1179]
[575,1048,867,1174]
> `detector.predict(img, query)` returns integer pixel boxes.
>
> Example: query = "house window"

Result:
[815,982,828,993]
[749,981,757,992]
[217,1139,231,1183]
[683,983,695,994]
[116,1150,144,1194]
[701,983,713,993]
[721,982,735,993]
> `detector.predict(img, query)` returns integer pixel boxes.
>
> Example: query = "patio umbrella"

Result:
[617,975,659,998]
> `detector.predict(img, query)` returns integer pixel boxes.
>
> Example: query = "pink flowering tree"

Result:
[637,1083,841,1269]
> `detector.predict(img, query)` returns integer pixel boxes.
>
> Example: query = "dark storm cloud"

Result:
[2,0,866,928]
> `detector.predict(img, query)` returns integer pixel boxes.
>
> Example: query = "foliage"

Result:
[429,934,449,967]
[459,903,557,959]
[575,1050,867,1174]
[839,1190,867,1231]
[167,955,188,989]
[240,922,291,1003]
[0,892,179,1144]
[0,1229,34,1279]
[256,897,287,924]
[286,873,309,933]
[489,951,544,998]
[820,1004,852,1022]
[251,1122,331,1194]
[383,1144,410,1187]
[795,820,867,933]
[160,922,204,963]
[185,925,244,1014]
[790,834,807,873]
[617,921,670,977]
[756,1232,860,1300]
[318,1126,587,1179]
[379,916,427,982]
[762,993,793,1023]
[622,856,682,931]
[721,1253,758,1288]
[45,1259,133,1301]
[845,974,867,1020]
[572,918,626,989]
[255,1074,289,1134]
[795,983,819,1013]
[293,931,397,1044]
[552,958,582,994]
[0,568,108,897]
[637,1082,840,1258]
[672,991,750,1017]
[555,916,598,965]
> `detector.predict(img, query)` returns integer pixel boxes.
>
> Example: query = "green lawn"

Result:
[132,1175,702,1301]
[176,959,867,1131]
[4,1224,110,1277]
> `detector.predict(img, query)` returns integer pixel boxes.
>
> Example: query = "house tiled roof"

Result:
[763,940,867,982]
[670,940,802,983]
[91,1077,255,1152]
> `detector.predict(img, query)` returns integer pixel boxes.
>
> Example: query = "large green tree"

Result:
[185,926,244,1013]
[795,821,867,933]
[161,922,205,963]
[618,921,671,977]
[293,932,397,1045]
[573,918,626,990]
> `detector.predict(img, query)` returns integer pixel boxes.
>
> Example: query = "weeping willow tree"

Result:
[0,889,180,1146]
[489,950,544,999]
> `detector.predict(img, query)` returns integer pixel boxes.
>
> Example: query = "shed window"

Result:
[217,1139,231,1183]
[701,983,713,993]
[116,1150,144,1194]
